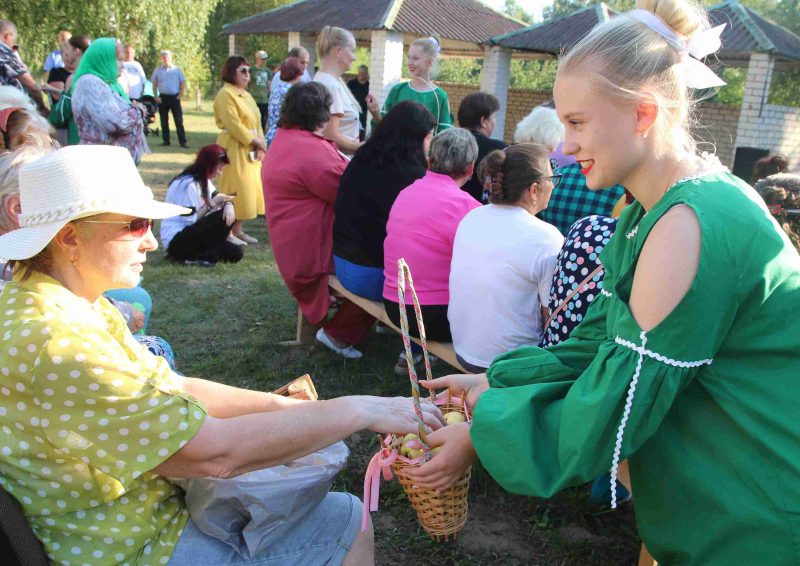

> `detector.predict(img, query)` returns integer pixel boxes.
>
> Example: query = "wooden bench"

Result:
[280,275,466,373]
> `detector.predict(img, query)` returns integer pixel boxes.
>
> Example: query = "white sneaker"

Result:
[315,328,363,359]
[235,232,259,245]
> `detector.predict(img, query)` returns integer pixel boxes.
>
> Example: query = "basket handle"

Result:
[396,258,436,450]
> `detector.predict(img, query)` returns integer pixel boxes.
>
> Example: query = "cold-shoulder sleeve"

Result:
[471,202,741,498]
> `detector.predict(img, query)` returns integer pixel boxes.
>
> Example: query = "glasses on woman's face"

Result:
[237,67,251,74]
[547,174,563,188]
[82,217,154,238]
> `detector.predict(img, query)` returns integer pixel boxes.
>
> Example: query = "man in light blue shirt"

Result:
[270,46,312,90]
[151,49,187,148]
[43,30,70,72]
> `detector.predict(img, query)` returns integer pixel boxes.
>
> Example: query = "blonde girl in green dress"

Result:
[369,37,453,134]
[402,0,800,564]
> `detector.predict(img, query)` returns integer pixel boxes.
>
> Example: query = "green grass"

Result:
[138,106,640,565]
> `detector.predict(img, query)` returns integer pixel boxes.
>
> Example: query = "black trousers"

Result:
[383,299,452,342]
[257,102,269,132]
[167,210,243,264]
[158,94,186,144]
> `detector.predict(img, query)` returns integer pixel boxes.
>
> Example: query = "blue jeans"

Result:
[333,255,384,302]
[169,492,362,565]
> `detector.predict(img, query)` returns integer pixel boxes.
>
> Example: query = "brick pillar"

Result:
[228,34,235,57]
[734,53,774,151]
[288,32,317,73]
[369,30,404,105]
[479,45,512,140]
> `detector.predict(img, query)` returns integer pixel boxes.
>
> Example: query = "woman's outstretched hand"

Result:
[420,373,489,408]
[358,396,445,435]
[404,423,476,490]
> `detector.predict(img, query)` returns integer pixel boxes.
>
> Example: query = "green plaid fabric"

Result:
[539,163,625,235]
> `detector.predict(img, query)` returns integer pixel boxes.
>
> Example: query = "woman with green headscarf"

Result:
[71,38,149,164]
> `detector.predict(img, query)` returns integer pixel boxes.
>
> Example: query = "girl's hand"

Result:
[251,137,267,152]
[222,202,236,226]
[404,423,476,490]
[366,94,380,117]
[420,373,489,408]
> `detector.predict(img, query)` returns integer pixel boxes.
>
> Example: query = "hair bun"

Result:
[636,0,706,37]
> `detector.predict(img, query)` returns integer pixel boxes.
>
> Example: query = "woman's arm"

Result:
[321,114,362,154]
[151,395,445,479]
[74,75,141,135]
[181,376,305,417]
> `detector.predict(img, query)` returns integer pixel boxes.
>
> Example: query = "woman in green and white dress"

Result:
[370,37,452,135]
[404,1,800,564]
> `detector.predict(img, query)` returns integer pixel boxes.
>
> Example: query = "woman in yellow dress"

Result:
[214,55,266,245]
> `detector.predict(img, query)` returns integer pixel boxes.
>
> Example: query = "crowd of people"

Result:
[1,0,800,563]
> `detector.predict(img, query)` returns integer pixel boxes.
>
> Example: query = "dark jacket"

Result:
[461,129,506,202]
[333,159,426,267]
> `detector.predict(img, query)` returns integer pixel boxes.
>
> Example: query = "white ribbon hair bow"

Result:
[628,9,727,89]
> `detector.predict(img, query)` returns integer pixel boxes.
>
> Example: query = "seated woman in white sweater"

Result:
[160,144,244,266]
[448,144,564,372]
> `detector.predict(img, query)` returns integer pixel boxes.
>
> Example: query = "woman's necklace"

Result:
[626,160,686,240]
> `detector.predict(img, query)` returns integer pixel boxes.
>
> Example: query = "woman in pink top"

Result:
[383,127,480,368]
[263,82,374,359]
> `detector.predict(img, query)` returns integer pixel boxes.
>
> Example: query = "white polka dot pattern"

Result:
[0,274,208,565]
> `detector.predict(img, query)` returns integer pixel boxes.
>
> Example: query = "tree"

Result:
[204,0,294,92]
[1,0,218,82]
[502,0,535,23]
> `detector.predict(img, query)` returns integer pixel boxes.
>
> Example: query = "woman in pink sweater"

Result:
[383,127,480,371]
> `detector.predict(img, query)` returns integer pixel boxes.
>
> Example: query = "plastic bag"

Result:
[171,441,349,559]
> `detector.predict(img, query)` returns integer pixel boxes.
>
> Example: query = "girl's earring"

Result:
[640,129,649,139]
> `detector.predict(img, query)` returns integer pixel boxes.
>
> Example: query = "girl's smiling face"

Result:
[407,45,432,78]
[554,70,645,191]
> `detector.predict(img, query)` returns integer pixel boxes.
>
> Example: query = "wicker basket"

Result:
[389,400,471,540]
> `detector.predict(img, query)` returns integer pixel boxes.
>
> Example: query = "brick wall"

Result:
[694,103,741,168]
[736,104,800,172]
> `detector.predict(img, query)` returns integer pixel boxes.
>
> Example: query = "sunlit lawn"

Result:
[137,103,640,565]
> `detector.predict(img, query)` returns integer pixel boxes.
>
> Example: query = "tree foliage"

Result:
[1,0,218,83]
[204,0,294,88]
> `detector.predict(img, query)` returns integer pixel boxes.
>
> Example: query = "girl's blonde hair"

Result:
[411,36,441,78]
[558,0,711,159]
[316,26,353,59]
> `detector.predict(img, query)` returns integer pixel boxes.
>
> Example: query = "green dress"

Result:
[471,169,800,565]
[381,81,453,134]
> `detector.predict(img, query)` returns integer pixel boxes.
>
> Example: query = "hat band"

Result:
[19,199,138,228]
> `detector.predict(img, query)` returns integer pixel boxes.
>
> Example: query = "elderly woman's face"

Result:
[116,43,125,78]
[70,214,157,298]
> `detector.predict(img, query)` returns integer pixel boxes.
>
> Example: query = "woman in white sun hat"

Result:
[0,145,444,566]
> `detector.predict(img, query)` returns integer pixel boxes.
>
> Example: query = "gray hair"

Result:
[428,127,478,177]
[754,173,800,196]
[0,20,16,36]
[513,106,564,150]
[0,144,52,234]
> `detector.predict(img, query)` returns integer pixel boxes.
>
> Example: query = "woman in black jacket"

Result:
[333,101,435,300]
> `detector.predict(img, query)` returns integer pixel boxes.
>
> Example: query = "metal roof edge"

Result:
[727,0,776,53]
[380,0,404,30]
[489,3,598,45]
[222,0,310,32]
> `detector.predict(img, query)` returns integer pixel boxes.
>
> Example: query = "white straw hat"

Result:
[0,145,189,260]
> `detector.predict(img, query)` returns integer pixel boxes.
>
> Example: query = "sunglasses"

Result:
[237,66,251,74]
[81,217,154,237]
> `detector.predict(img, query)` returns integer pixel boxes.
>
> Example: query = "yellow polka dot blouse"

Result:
[0,272,207,565]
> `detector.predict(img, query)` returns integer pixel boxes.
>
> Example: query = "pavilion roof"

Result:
[490,1,800,64]
[223,0,523,44]
[708,0,800,62]
[490,3,615,54]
